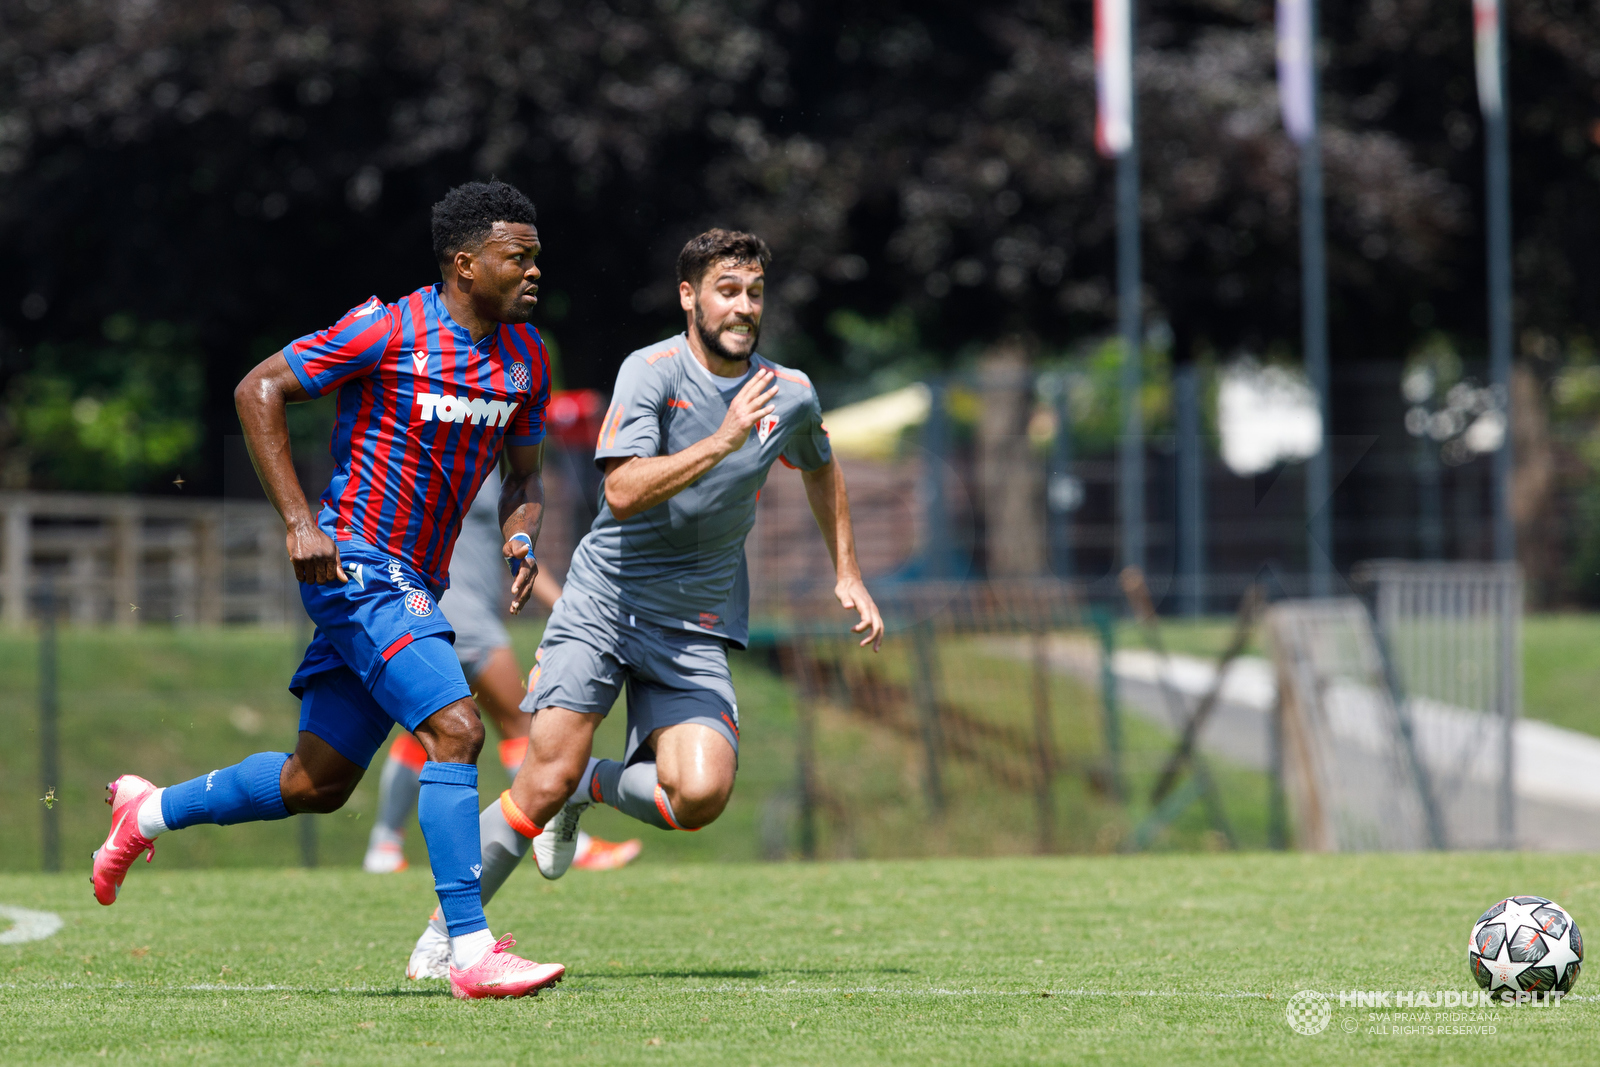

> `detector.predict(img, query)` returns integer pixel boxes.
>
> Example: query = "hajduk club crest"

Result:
[510,362,531,392]
[757,413,779,444]
[404,590,434,617]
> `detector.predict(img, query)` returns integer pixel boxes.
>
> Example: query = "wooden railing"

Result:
[0,493,302,628]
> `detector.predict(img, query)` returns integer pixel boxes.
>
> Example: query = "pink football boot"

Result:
[448,935,565,1000]
[91,775,159,905]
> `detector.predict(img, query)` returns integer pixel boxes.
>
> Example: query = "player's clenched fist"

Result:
[712,369,778,455]
[287,520,346,585]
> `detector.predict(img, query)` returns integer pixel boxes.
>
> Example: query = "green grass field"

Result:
[5,621,1600,1063]
[2,853,1596,1065]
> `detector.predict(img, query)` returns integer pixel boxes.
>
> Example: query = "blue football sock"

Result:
[418,761,489,937]
[160,752,291,830]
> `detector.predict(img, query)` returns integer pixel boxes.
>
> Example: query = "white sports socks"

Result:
[136,790,169,838]
[451,928,496,970]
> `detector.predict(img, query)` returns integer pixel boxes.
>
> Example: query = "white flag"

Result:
[1275,0,1314,144]
[1095,0,1132,158]
[1473,0,1504,119]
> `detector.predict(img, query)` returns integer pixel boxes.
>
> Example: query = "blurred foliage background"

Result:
[3,0,1600,590]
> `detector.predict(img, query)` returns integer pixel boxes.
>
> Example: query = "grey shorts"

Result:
[523,590,740,765]
[438,576,510,683]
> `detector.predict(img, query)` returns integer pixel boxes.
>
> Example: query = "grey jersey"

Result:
[564,334,832,647]
[438,467,513,670]
[447,466,508,603]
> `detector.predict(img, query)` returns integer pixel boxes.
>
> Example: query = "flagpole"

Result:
[1117,126,1143,574]
[1477,0,1514,562]
[1098,0,1143,575]
[1278,0,1331,596]
[1301,44,1331,599]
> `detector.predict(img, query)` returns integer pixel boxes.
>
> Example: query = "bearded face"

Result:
[683,259,764,363]
[694,294,760,361]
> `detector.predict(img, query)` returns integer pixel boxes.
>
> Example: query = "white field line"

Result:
[0,905,63,944]
[6,982,1593,1003]
[2,981,1267,999]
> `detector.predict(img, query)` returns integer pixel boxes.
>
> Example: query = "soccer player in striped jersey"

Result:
[92,180,566,1000]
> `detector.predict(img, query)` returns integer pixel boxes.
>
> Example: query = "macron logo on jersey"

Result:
[415,393,520,427]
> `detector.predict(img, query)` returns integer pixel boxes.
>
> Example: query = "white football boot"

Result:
[363,828,408,873]
[532,799,590,880]
[405,910,451,980]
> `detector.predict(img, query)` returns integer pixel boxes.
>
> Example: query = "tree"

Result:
[1,0,1596,497]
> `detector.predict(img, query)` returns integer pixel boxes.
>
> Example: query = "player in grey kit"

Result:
[405,229,883,977]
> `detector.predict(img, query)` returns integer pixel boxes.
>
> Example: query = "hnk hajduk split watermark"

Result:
[1285,988,1566,1037]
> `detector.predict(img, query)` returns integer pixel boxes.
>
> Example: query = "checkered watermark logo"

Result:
[1286,990,1332,1035]
[1284,989,1565,1037]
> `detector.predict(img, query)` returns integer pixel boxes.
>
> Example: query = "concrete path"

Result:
[993,637,1600,851]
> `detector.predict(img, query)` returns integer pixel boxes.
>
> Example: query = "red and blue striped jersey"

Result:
[282,283,550,592]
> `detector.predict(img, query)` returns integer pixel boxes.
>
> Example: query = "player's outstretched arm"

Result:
[500,443,546,615]
[234,352,345,585]
[603,368,779,520]
[800,458,884,651]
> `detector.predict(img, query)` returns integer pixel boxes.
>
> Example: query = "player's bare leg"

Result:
[514,706,603,821]
[475,655,641,868]
[521,717,735,881]
[648,723,736,829]
[475,647,529,737]
[477,713,731,897]
[474,646,535,777]
[279,734,368,813]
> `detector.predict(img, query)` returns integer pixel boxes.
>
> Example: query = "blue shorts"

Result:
[288,532,472,768]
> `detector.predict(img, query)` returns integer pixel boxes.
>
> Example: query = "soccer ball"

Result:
[1468,896,1583,997]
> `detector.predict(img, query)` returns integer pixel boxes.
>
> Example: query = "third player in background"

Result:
[363,458,643,875]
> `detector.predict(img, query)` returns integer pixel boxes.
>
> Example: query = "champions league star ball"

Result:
[1469,896,1583,998]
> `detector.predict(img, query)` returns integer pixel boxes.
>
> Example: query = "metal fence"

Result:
[1355,560,1521,848]
[1266,561,1521,851]
[771,581,1128,858]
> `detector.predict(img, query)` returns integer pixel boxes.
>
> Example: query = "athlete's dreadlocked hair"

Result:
[676,229,771,289]
[431,180,538,265]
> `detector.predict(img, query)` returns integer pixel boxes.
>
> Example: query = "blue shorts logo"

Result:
[404,590,434,617]
[511,362,531,392]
